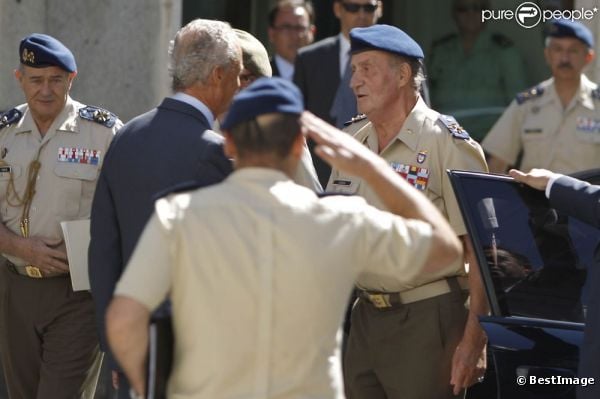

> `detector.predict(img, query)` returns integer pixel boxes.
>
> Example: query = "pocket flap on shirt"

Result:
[0,164,21,181]
[54,163,98,181]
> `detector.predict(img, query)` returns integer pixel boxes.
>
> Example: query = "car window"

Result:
[450,172,600,324]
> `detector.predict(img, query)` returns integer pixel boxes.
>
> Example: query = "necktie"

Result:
[330,59,357,128]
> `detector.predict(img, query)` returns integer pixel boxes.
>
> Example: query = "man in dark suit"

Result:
[510,168,600,399]
[268,0,315,81]
[293,0,382,186]
[88,19,240,398]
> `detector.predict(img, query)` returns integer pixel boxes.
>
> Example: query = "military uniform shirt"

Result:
[327,98,488,292]
[116,168,450,399]
[0,97,121,267]
[428,30,528,141]
[483,75,600,174]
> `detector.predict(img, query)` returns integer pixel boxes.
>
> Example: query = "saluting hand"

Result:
[300,111,387,179]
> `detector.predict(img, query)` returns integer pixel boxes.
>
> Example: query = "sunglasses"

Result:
[340,2,378,13]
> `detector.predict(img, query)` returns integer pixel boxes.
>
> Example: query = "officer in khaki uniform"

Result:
[483,19,600,175]
[0,34,121,398]
[326,25,488,398]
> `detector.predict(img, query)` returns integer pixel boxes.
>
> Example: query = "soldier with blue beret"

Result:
[483,19,600,175]
[326,24,489,398]
[0,33,122,398]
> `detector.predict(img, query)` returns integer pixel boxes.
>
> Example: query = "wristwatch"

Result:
[129,388,144,399]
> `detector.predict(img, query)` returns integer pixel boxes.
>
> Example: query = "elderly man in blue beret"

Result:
[484,19,600,175]
[326,24,489,398]
[0,33,122,398]
[104,77,464,398]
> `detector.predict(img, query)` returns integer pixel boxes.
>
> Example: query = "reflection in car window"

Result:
[457,176,599,323]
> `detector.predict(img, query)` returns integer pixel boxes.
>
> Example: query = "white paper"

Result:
[60,219,91,291]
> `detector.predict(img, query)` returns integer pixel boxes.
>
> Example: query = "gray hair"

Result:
[169,19,240,91]
[389,54,426,94]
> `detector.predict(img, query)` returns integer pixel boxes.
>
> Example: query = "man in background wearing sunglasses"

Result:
[294,0,382,187]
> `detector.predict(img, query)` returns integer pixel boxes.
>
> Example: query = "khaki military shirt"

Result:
[116,168,452,399]
[327,98,488,292]
[0,97,121,266]
[482,76,600,174]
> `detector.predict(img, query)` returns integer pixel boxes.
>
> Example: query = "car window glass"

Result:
[454,174,599,323]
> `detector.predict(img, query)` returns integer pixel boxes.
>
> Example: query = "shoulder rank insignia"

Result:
[0,108,23,129]
[343,113,367,126]
[78,105,118,128]
[591,88,600,101]
[438,115,470,140]
[516,85,544,105]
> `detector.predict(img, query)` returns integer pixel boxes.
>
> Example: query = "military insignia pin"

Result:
[21,48,35,64]
[417,151,427,164]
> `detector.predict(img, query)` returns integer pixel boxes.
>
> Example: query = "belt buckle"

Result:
[25,265,43,278]
[368,294,391,309]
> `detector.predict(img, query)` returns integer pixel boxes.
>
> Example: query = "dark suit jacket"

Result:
[270,57,280,77]
[293,35,341,125]
[293,35,341,187]
[550,175,600,398]
[88,98,232,370]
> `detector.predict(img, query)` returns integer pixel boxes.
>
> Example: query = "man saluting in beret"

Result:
[0,33,122,398]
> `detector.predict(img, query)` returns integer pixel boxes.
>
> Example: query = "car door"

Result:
[449,171,600,399]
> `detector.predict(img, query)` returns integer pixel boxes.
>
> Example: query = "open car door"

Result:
[449,171,600,399]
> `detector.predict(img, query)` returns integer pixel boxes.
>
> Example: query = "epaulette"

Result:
[431,33,457,48]
[515,86,544,105]
[438,115,470,140]
[592,88,600,101]
[491,33,514,48]
[152,180,205,202]
[0,108,23,129]
[343,114,367,127]
[78,105,118,128]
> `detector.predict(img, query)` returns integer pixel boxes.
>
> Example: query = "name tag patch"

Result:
[58,147,101,165]
[390,162,429,191]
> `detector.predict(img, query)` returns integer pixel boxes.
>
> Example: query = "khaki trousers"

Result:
[344,290,468,399]
[0,266,102,399]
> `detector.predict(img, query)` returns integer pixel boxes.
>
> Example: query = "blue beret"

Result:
[350,24,424,59]
[547,19,594,48]
[221,77,304,130]
[19,33,77,72]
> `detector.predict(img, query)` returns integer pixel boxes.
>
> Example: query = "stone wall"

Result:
[0,0,182,123]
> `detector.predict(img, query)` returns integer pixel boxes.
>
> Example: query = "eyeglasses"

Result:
[239,72,258,87]
[454,4,485,13]
[272,24,310,34]
[340,2,378,14]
